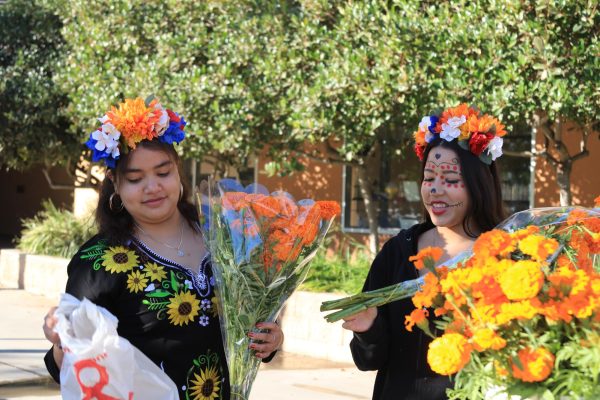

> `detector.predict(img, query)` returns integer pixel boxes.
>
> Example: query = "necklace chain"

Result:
[135,222,185,257]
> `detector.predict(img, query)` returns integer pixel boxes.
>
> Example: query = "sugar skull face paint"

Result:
[421,147,470,231]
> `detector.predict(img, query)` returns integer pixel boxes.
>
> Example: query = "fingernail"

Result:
[247,332,255,338]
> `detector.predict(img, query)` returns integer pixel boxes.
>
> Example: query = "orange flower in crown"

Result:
[413,104,507,164]
[85,95,186,168]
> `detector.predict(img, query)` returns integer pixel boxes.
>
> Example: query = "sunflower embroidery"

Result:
[186,351,223,400]
[167,291,201,326]
[144,262,168,281]
[127,270,148,293]
[102,246,139,274]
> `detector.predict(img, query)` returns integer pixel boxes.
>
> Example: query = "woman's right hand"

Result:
[43,306,64,368]
[341,307,377,333]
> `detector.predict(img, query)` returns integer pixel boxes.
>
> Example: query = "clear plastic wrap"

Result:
[198,179,340,400]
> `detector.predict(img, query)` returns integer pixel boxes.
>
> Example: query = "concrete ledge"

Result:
[0,249,26,288]
[0,249,67,301]
[22,254,68,300]
[280,291,354,364]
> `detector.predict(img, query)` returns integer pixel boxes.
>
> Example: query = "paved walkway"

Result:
[0,288,375,400]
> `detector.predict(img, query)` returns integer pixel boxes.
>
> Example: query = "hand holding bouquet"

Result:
[198,179,340,400]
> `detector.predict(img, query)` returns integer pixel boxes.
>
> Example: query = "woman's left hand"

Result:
[248,322,284,359]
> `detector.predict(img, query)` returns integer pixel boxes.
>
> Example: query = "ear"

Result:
[106,170,118,194]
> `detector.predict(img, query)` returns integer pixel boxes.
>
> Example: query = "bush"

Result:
[17,200,96,258]
[301,230,373,294]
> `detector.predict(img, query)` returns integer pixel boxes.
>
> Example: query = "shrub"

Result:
[301,229,373,294]
[17,200,96,258]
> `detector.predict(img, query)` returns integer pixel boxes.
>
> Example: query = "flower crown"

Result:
[85,95,186,168]
[413,103,507,164]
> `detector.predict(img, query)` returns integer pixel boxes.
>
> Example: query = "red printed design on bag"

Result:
[74,357,134,400]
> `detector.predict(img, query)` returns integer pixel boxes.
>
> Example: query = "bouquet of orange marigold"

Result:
[322,205,600,399]
[198,179,341,400]
[406,206,600,399]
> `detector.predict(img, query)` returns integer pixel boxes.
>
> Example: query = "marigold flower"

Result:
[409,246,443,271]
[518,234,559,263]
[249,195,280,218]
[511,347,555,382]
[473,229,514,259]
[499,260,544,301]
[471,328,506,351]
[404,308,429,332]
[316,201,341,220]
[595,195,600,207]
[427,333,472,375]
[412,273,441,309]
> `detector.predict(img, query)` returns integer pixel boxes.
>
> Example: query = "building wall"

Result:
[0,166,73,242]
[256,148,344,206]
[534,122,600,207]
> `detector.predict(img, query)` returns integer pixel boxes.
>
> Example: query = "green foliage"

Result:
[302,228,372,294]
[17,200,96,258]
[0,0,77,170]
[301,249,371,294]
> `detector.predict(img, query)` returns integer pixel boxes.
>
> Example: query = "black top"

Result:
[45,234,230,400]
[350,222,452,400]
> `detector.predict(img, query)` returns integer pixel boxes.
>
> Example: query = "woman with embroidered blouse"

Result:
[42,97,283,400]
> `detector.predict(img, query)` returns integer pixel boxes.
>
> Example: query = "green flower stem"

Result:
[321,279,423,322]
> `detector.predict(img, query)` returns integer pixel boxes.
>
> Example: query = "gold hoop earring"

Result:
[109,193,124,212]
[179,183,184,202]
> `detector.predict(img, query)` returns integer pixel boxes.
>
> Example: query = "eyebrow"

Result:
[124,160,173,173]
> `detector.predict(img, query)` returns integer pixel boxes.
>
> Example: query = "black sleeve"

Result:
[44,348,60,383]
[349,236,399,371]
[64,238,123,309]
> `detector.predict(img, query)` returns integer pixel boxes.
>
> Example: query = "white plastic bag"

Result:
[55,293,178,400]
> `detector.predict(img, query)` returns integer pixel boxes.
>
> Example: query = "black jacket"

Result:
[350,222,452,400]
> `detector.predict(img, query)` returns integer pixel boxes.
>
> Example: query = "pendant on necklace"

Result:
[177,249,185,257]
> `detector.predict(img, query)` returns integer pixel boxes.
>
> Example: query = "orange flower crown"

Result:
[85,95,186,168]
[413,104,507,164]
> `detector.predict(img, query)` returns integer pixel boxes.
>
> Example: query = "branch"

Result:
[42,168,76,190]
[503,150,533,158]
[571,150,590,163]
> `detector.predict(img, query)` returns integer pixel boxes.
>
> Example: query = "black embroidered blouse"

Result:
[44,234,230,400]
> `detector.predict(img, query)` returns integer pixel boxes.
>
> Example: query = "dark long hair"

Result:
[421,138,506,237]
[96,140,197,245]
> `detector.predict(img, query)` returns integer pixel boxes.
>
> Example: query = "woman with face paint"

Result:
[341,104,507,400]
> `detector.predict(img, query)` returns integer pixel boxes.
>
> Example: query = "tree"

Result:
[397,0,599,206]
[0,0,78,173]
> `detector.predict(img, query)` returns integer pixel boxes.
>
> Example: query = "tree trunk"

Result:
[356,164,379,254]
[555,160,572,206]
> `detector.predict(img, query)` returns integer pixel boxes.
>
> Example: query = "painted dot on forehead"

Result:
[435,153,441,159]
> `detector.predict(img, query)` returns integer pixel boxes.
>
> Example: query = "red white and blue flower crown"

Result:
[413,104,507,165]
[86,95,186,168]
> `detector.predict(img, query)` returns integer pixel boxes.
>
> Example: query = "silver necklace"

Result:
[135,222,185,257]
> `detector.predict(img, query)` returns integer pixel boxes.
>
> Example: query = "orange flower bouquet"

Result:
[198,179,340,400]
[404,206,600,399]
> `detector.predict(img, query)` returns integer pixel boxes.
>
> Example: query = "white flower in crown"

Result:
[153,102,170,136]
[487,136,503,160]
[440,115,466,141]
[91,124,120,157]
